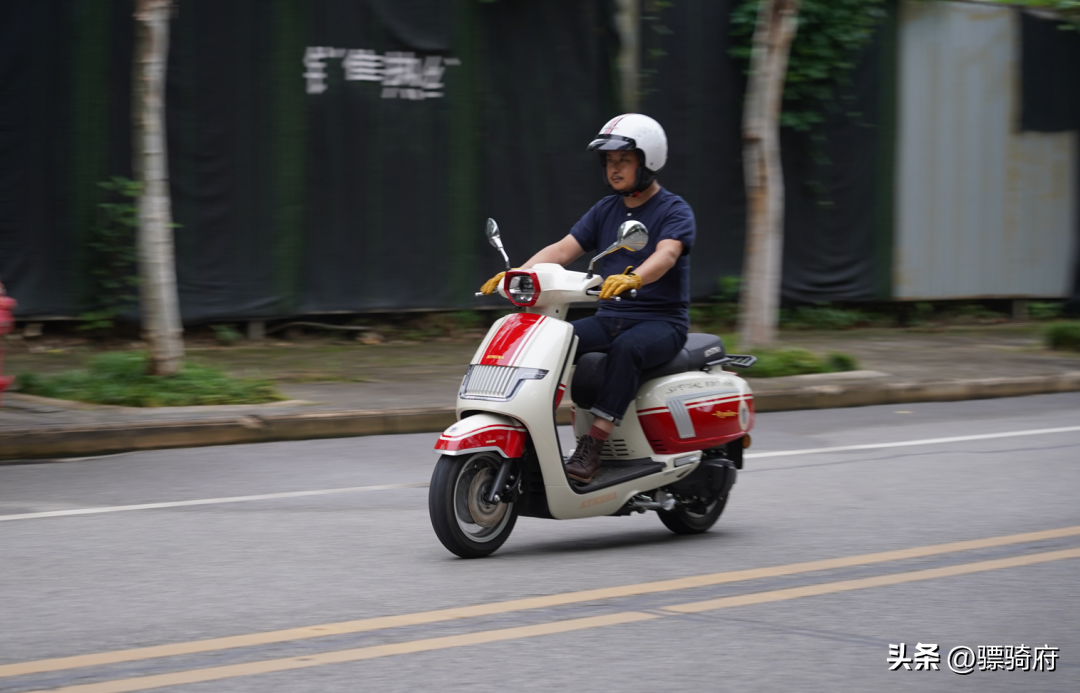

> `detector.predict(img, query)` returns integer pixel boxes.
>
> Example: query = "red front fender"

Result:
[435,413,527,459]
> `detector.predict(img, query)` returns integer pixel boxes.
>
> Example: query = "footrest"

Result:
[569,458,664,494]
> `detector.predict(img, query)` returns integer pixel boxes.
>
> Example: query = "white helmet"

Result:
[587,114,668,195]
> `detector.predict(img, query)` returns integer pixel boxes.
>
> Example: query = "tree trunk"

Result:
[738,0,801,349]
[134,0,184,375]
[614,0,641,112]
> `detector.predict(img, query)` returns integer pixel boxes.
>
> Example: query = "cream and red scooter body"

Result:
[428,221,755,558]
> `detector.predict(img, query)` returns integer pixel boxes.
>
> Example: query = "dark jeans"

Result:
[572,315,687,425]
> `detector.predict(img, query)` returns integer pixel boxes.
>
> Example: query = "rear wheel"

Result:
[429,453,518,558]
[658,495,728,535]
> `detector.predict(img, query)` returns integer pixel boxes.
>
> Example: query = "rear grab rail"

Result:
[706,354,757,369]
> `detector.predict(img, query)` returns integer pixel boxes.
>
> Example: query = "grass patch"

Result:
[740,348,859,378]
[1044,322,1080,352]
[15,351,284,407]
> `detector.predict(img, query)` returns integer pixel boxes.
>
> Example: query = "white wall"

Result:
[894,0,1077,299]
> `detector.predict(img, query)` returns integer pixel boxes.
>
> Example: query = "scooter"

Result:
[428,219,757,558]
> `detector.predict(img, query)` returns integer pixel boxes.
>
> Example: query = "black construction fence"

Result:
[1,0,1073,323]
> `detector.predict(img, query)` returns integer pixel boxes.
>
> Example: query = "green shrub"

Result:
[1045,322,1080,352]
[689,303,738,330]
[1030,302,1063,320]
[907,302,935,326]
[956,304,1005,320]
[715,276,741,302]
[740,348,860,378]
[826,352,859,371]
[781,305,871,330]
[16,352,283,407]
[79,177,142,332]
[211,324,243,346]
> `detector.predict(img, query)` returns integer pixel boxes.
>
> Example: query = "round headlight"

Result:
[504,271,540,307]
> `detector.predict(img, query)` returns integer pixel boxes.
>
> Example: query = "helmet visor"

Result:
[587,134,637,152]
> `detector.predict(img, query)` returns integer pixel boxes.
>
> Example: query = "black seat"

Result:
[641,332,725,380]
[571,333,725,410]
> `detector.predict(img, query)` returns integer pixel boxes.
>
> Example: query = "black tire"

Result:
[658,495,728,535]
[429,453,519,558]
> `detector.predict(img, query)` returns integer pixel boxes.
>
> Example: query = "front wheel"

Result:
[429,453,519,558]
[658,495,728,535]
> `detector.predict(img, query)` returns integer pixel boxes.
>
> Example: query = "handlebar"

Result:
[476,287,638,300]
[585,288,637,301]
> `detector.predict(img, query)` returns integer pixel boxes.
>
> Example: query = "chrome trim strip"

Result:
[460,365,548,402]
[436,445,511,458]
[663,389,740,439]
[665,394,697,439]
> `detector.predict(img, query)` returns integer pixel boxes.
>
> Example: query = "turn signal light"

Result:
[742,434,752,449]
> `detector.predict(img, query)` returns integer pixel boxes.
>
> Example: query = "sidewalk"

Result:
[2,326,1079,461]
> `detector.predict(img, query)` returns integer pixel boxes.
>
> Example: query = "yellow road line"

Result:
[665,546,1080,613]
[3,524,1079,679]
[26,613,659,693]
[23,547,1080,693]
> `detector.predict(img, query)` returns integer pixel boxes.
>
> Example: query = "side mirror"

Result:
[587,221,649,276]
[486,218,510,270]
[616,220,648,251]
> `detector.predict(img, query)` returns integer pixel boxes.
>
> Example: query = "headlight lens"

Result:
[504,271,540,306]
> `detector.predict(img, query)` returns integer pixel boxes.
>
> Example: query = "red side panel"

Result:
[639,395,754,454]
[478,313,545,367]
[435,423,527,458]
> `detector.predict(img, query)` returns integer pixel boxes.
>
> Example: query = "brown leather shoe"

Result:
[565,435,604,483]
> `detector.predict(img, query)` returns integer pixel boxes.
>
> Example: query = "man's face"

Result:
[605,150,639,192]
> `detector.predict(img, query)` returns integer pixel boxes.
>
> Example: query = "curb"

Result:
[2,373,1079,461]
[0,408,462,461]
[753,372,1080,412]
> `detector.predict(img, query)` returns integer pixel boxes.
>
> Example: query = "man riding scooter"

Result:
[480,114,696,483]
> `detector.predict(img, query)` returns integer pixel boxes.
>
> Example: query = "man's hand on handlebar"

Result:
[599,267,642,300]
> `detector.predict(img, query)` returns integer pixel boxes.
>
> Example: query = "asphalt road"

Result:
[2,394,1079,692]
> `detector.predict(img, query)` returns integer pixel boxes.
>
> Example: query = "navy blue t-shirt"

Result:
[570,188,696,328]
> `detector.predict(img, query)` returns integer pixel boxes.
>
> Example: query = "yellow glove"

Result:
[599,269,642,300]
[479,271,506,295]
